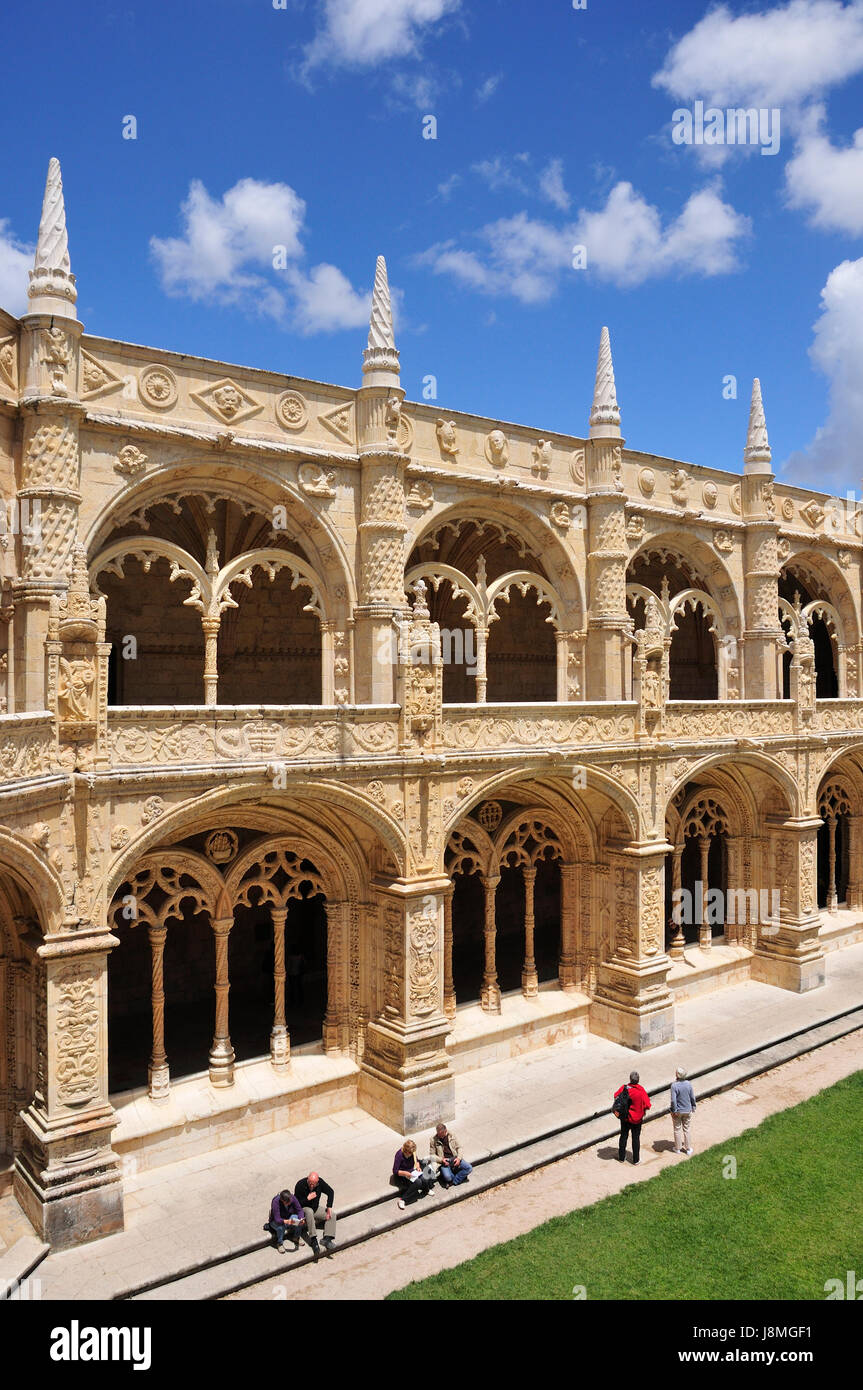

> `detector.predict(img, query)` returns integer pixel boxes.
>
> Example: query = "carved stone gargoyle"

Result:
[633,589,671,737]
[787,592,816,729]
[396,579,442,748]
[46,543,110,764]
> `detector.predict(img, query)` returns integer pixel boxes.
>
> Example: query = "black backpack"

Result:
[612,1085,631,1120]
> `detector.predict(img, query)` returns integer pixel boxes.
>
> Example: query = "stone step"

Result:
[126,1006,863,1301]
[0,1236,50,1297]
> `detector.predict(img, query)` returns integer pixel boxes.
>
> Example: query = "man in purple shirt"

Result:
[269,1189,304,1253]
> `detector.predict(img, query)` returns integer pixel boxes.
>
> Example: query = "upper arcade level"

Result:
[1,158,862,733]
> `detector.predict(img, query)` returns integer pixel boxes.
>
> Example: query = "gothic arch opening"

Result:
[817,782,851,911]
[779,569,838,699]
[217,567,322,705]
[94,493,328,707]
[408,518,559,704]
[102,555,204,705]
[627,551,719,701]
[107,832,335,1099]
[445,797,576,1015]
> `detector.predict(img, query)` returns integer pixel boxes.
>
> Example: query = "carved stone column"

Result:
[521,866,538,997]
[15,160,84,714]
[585,489,629,702]
[270,907,290,1072]
[558,862,578,990]
[741,485,781,699]
[479,873,501,1014]
[359,877,454,1132]
[845,815,861,910]
[14,928,124,1249]
[322,900,348,1056]
[698,835,712,950]
[753,817,825,992]
[555,630,569,703]
[724,835,743,945]
[320,620,335,706]
[147,925,169,1101]
[584,330,629,701]
[826,814,838,912]
[202,616,220,706]
[443,886,456,1023]
[668,847,685,959]
[591,845,675,1050]
[208,915,235,1086]
[474,626,488,704]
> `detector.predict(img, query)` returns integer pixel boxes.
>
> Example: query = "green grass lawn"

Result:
[389,1070,863,1300]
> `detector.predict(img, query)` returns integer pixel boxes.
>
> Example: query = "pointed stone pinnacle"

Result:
[362,255,399,385]
[589,326,620,438]
[28,157,77,317]
[743,377,772,473]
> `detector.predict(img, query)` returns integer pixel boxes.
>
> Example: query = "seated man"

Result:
[268,1189,304,1253]
[430,1121,472,1187]
[294,1171,337,1259]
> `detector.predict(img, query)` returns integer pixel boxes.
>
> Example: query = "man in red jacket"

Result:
[615,1070,652,1164]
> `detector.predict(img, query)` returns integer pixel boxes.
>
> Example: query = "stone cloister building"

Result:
[1,159,862,1247]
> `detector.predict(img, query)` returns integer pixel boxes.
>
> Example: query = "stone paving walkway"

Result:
[231,1027,863,1302]
[32,940,863,1300]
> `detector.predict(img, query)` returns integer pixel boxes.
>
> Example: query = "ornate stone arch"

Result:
[108,848,228,929]
[0,830,66,935]
[89,537,208,607]
[84,461,356,611]
[444,820,496,880]
[781,547,861,697]
[225,836,340,906]
[408,499,585,630]
[103,778,407,902]
[495,815,566,870]
[627,532,742,639]
[665,752,800,820]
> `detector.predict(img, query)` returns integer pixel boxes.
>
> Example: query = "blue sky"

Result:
[2,0,863,492]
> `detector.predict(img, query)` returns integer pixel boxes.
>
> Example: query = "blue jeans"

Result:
[271,1217,302,1245]
[441,1160,472,1185]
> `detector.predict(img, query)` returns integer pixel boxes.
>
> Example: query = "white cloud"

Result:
[538,157,571,211]
[578,181,750,286]
[390,70,438,110]
[302,0,460,72]
[151,178,373,334]
[416,215,571,304]
[0,219,34,317]
[653,0,863,112]
[476,72,502,103]
[437,173,462,200]
[785,106,863,232]
[784,256,863,490]
[471,156,530,194]
[287,262,371,334]
[417,182,749,301]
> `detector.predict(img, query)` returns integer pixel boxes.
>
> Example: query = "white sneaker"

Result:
[397,1198,406,1210]
[685,1148,694,1155]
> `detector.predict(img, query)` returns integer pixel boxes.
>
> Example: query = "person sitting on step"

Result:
[430,1121,473,1187]
[393,1138,436,1210]
[268,1188,304,1253]
[294,1171,337,1259]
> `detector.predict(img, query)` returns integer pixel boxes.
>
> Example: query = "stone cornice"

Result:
[82,410,359,465]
